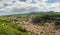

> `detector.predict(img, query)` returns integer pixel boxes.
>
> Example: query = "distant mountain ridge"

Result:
[0,11,60,16]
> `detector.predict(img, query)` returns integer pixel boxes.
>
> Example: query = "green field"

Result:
[0,19,28,35]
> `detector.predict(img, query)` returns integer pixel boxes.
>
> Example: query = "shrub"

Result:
[55,21,60,25]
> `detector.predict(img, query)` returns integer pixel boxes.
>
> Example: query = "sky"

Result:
[0,0,60,15]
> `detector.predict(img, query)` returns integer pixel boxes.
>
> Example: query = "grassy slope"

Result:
[0,18,28,35]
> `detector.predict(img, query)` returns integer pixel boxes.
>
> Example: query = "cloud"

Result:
[0,0,60,13]
[46,3,60,12]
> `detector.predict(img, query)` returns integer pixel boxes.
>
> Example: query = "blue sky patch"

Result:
[46,0,57,3]
[31,0,37,3]
[12,1,16,3]
[3,3,8,7]
[57,0,60,3]
[19,0,26,2]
